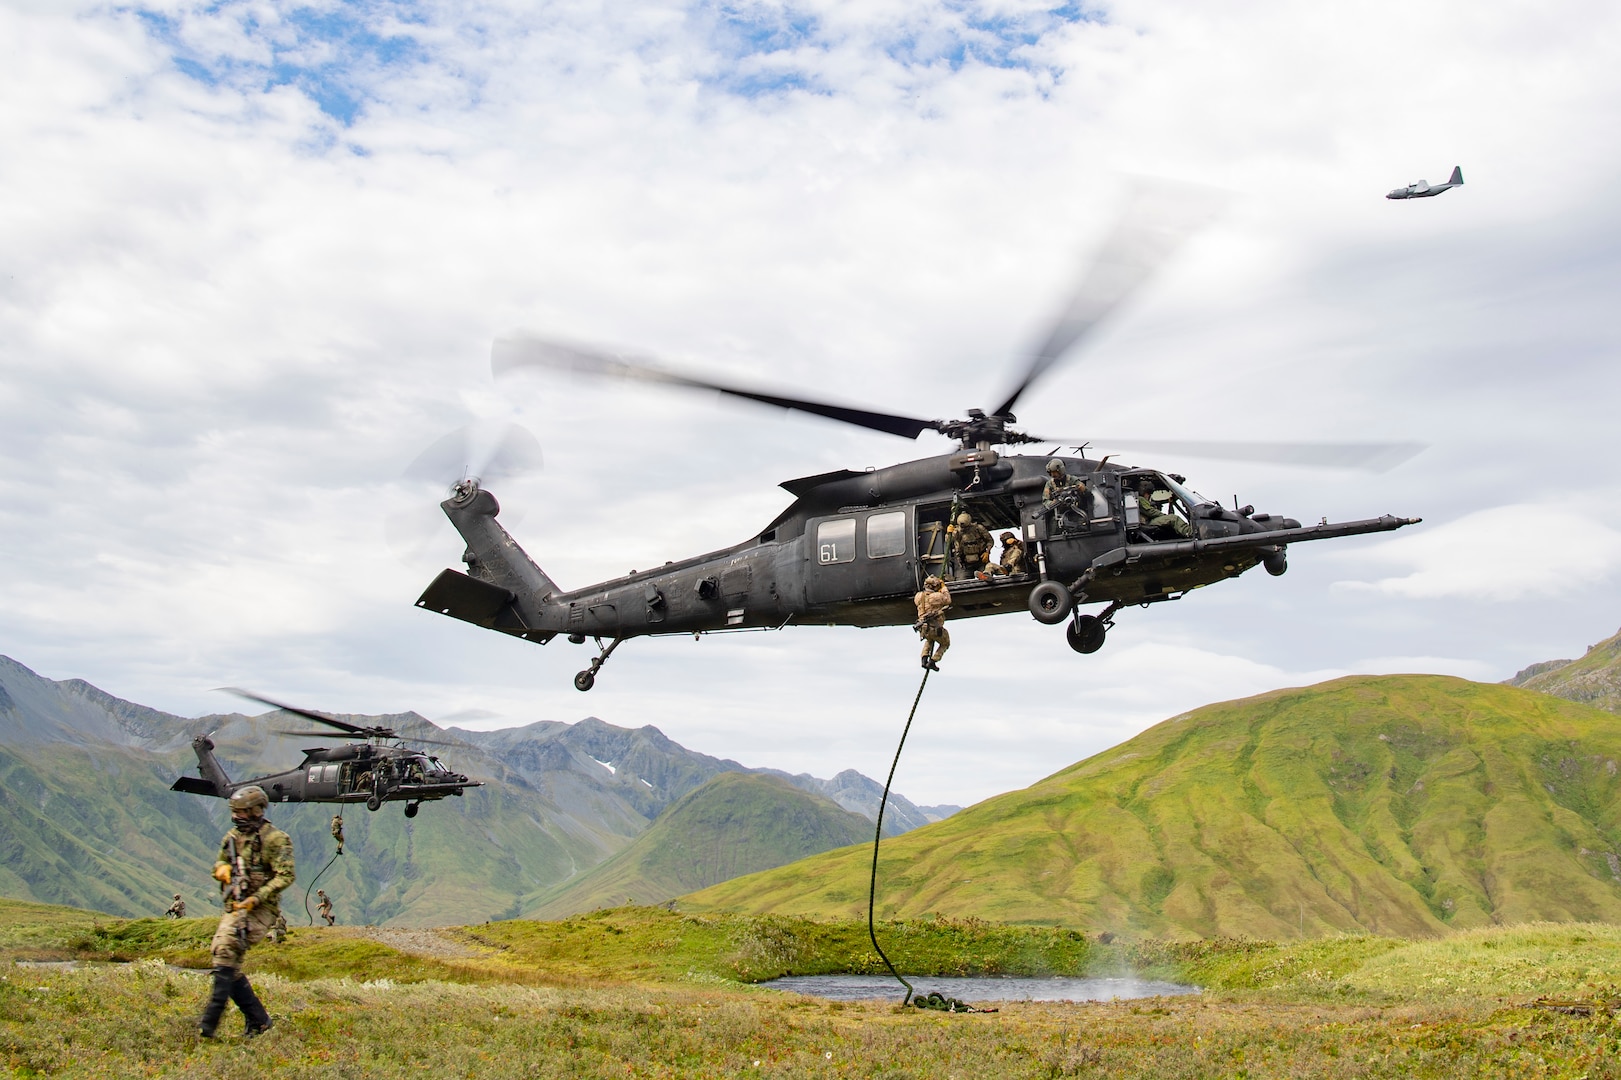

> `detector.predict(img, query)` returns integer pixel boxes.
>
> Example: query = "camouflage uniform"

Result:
[950,513,993,578]
[330,814,345,855]
[988,533,1026,577]
[165,894,186,919]
[317,891,335,926]
[1042,462,1087,516]
[198,785,292,1040]
[269,913,287,945]
[1137,488,1193,539]
[913,578,952,669]
[210,821,295,968]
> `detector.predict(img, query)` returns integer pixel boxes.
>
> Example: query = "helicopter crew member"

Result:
[330,813,345,855]
[199,784,294,1040]
[317,889,336,926]
[165,894,186,919]
[913,575,952,671]
[1042,459,1087,518]
[950,511,994,580]
[984,532,1026,578]
[1135,477,1193,540]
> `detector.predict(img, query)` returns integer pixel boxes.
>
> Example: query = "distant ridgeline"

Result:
[1505,626,1621,714]
[687,667,1621,940]
[0,656,956,927]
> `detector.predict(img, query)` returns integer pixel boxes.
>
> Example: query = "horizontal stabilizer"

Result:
[171,775,220,797]
[417,569,554,642]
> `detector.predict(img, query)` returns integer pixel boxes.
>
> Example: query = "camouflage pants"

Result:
[918,622,950,660]
[210,904,279,969]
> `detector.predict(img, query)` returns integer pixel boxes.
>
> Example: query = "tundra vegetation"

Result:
[5,899,1621,1078]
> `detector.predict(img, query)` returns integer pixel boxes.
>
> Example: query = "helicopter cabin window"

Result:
[866,511,907,559]
[817,518,856,564]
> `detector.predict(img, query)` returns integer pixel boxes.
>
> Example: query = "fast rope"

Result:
[302,847,342,927]
[867,668,991,1014]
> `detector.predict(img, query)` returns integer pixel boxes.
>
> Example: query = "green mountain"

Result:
[684,675,1621,940]
[529,772,873,919]
[1508,626,1621,713]
[0,656,945,926]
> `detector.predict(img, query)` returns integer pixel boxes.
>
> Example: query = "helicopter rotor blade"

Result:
[271,728,369,739]
[1032,437,1427,473]
[493,337,941,440]
[993,179,1228,419]
[387,421,545,563]
[216,688,371,736]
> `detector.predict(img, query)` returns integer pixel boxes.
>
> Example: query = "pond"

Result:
[761,974,1199,1003]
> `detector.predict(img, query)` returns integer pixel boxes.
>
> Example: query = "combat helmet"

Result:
[956,512,973,526]
[923,575,943,589]
[1046,457,1065,474]
[228,785,269,815]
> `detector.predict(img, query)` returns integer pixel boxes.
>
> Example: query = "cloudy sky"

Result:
[3,0,1619,806]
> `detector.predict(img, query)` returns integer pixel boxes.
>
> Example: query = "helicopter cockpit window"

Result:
[816,518,856,564]
[866,511,907,559]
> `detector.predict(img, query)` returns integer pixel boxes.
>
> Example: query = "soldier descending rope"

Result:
[913,575,952,671]
[198,785,294,1040]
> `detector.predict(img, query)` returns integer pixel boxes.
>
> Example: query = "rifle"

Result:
[223,835,251,948]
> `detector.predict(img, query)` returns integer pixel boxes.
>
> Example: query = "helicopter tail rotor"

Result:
[386,421,544,563]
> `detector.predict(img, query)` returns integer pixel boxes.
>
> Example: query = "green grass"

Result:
[11,901,1621,1077]
[685,676,1621,940]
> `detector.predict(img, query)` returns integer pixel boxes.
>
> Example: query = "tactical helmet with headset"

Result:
[1046,458,1066,475]
[228,785,269,828]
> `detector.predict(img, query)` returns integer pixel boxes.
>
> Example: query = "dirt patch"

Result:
[363,928,485,960]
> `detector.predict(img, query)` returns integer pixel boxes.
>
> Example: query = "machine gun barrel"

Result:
[1095,514,1420,568]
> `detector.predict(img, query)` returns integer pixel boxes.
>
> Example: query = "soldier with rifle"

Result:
[198,785,294,1039]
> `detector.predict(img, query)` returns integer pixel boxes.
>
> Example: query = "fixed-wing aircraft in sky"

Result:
[1387,166,1464,199]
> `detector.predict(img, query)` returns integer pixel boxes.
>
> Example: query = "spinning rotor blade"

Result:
[403,422,543,488]
[217,688,370,736]
[272,728,368,739]
[1037,437,1427,473]
[493,337,940,440]
[994,179,1227,418]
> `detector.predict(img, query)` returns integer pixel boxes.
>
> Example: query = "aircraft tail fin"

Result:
[419,483,559,642]
[1448,165,1463,186]
[171,735,232,798]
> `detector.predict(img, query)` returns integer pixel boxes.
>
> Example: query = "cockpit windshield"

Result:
[1160,475,1209,508]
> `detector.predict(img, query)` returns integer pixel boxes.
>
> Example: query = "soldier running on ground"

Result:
[317,889,335,926]
[165,894,186,919]
[913,575,952,671]
[198,785,294,1040]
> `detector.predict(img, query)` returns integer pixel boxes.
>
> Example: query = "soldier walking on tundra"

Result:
[198,785,294,1039]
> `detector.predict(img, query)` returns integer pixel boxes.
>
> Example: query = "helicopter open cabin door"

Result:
[805,508,915,607]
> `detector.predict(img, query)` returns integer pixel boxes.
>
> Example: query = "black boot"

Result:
[231,973,273,1037]
[198,966,235,1038]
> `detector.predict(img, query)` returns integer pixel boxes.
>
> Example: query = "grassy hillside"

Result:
[528,773,875,919]
[1510,625,1621,713]
[684,675,1621,939]
[8,900,1621,1078]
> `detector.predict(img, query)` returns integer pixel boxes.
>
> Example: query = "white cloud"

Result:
[2,0,1620,806]
[1335,505,1621,602]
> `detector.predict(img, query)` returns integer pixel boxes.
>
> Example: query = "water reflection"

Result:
[762,974,1199,1003]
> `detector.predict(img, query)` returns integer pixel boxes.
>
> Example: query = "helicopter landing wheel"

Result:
[404,801,419,819]
[1067,615,1107,654]
[1028,581,1073,625]
[573,670,596,692]
[366,795,381,812]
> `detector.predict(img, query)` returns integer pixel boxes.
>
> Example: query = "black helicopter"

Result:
[415,188,1422,690]
[170,690,482,816]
